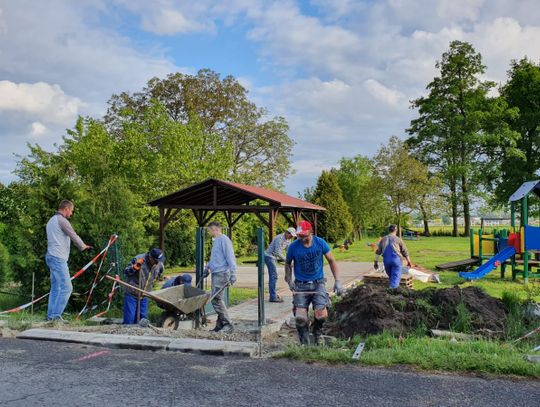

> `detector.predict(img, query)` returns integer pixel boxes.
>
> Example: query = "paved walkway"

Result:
[218,261,373,326]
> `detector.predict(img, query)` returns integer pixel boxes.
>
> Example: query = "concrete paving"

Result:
[230,260,374,289]
[17,328,258,357]
[222,261,373,331]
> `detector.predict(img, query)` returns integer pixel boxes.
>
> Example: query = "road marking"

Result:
[75,350,110,362]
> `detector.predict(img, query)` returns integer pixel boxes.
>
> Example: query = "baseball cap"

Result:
[181,274,192,286]
[149,247,165,261]
[296,220,313,236]
[286,227,297,237]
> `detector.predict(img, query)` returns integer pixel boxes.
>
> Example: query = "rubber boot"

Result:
[312,318,325,346]
[295,317,310,345]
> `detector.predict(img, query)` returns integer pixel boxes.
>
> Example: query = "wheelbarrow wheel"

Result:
[157,311,179,330]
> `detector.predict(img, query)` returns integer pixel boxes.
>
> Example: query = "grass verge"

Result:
[278,333,540,378]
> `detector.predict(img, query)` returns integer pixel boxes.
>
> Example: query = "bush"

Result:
[0,240,9,287]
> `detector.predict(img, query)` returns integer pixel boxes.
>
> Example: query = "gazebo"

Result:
[148,178,326,249]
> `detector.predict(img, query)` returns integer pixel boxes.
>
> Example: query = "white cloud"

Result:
[30,122,46,137]
[140,8,205,35]
[363,79,404,106]
[0,81,83,124]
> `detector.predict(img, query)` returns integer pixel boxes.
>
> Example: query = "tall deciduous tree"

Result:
[493,58,540,203]
[9,101,236,299]
[312,171,353,243]
[374,137,430,236]
[105,69,294,188]
[333,156,392,239]
[408,41,518,236]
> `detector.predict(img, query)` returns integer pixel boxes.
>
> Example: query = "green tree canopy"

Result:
[374,136,430,236]
[333,155,392,238]
[312,171,353,243]
[492,58,540,203]
[105,69,294,188]
[407,40,518,236]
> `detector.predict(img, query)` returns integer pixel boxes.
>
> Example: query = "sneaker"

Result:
[269,296,284,303]
[219,323,234,333]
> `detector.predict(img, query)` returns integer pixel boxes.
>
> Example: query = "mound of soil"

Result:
[326,285,507,338]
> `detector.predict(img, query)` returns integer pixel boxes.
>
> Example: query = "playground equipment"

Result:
[457,181,540,282]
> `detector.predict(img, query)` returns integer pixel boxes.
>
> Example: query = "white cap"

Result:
[287,227,297,237]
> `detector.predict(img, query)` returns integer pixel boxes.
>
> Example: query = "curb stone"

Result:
[17,328,257,357]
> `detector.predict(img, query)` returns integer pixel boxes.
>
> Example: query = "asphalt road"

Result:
[0,338,538,407]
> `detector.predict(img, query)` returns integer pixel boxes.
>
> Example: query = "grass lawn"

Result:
[327,236,540,301]
[279,333,540,378]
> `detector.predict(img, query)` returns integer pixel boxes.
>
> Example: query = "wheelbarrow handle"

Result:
[208,282,230,303]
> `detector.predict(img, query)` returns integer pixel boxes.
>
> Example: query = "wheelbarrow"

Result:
[105,275,213,330]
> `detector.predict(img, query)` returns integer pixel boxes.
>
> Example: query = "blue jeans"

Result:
[123,294,148,324]
[46,254,73,320]
[384,261,402,289]
[264,255,279,300]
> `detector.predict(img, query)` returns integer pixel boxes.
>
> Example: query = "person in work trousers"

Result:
[285,220,344,345]
[374,224,413,289]
[123,248,165,324]
[203,221,237,333]
[264,227,297,302]
[46,200,92,322]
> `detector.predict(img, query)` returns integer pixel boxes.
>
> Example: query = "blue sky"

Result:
[1,0,540,195]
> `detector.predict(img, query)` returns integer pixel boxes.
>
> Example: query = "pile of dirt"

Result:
[326,285,507,338]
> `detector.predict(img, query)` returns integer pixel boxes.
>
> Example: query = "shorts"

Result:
[292,279,328,310]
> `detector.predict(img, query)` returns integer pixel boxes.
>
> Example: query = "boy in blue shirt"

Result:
[285,220,343,345]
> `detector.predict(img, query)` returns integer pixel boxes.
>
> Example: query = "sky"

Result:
[1,0,540,196]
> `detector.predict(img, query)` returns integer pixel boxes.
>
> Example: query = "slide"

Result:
[458,246,516,280]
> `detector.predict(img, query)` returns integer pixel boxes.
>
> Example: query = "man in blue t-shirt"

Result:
[285,220,343,345]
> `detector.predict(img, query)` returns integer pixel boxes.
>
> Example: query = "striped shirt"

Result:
[265,233,292,261]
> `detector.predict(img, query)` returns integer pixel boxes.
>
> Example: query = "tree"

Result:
[333,155,392,238]
[8,100,236,303]
[407,41,518,236]
[416,173,445,236]
[105,69,294,188]
[374,137,430,236]
[493,58,540,203]
[311,171,353,243]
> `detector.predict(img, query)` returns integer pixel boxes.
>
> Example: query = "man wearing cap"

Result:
[374,224,412,289]
[285,220,343,345]
[264,227,297,302]
[204,221,237,333]
[123,248,165,324]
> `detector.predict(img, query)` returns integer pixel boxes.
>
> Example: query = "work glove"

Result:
[333,280,344,296]
[373,261,379,270]
[229,275,237,285]
[133,257,145,272]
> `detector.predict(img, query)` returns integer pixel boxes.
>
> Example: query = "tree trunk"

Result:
[461,174,471,237]
[397,206,402,237]
[449,178,458,237]
[419,201,430,236]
